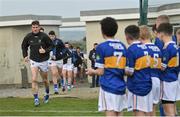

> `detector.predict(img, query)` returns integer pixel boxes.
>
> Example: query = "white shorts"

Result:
[73,67,78,73]
[152,77,160,104]
[127,90,153,112]
[161,80,178,102]
[63,64,73,71]
[30,60,48,72]
[176,73,180,101]
[98,87,127,112]
[48,60,63,68]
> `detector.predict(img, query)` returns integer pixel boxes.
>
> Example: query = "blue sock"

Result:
[45,87,49,95]
[159,103,165,116]
[33,94,38,99]
[61,79,64,86]
[54,84,58,89]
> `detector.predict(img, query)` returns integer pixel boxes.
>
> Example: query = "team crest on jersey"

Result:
[163,57,166,61]
[96,55,100,60]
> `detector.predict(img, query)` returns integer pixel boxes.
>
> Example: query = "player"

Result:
[21,21,53,106]
[139,25,162,116]
[86,17,127,116]
[157,23,179,116]
[48,30,65,94]
[62,42,73,91]
[125,25,153,116]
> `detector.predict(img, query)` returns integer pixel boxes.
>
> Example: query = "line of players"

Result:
[21,21,85,106]
[86,15,180,116]
[48,31,85,94]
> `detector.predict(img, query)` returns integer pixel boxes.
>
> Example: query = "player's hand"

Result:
[24,56,29,63]
[39,46,46,54]
[85,68,94,76]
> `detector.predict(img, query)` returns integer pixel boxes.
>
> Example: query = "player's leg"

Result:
[162,101,176,116]
[134,110,146,116]
[30,60,40,106]
[49,60,59,94]
[31,66,40,106]
[72,67,78,88]
[50,66,59,94]
[57,60,63,88]
[105,111,118,116]
[39,61,49,103]
[62,64,67,92]
[149,77,160,116]
[162,81,178,116]
[67,64,73,91]
[58,67,63,87]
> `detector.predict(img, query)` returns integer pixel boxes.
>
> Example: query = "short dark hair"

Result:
[49,30,55,35]
[125,25,140,40]
[76,46,81,49]
[94,43,98,46]
[65,42,69,44]
[100,17,118,37]
[31,20,40,26]
[40,27,44,31]
[157,23,173,36]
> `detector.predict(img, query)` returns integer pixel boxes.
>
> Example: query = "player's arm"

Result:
[125,49,135,76]
[86,46,104,76]
[44,35,53,53]
[21,35,30,62]
[161,49,170,71]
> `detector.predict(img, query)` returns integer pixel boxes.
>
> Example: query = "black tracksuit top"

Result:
[21,32,53,62]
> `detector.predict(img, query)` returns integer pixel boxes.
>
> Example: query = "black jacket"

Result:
[21,32,53,62]
[51,38,65,60]
[89,48,96,67]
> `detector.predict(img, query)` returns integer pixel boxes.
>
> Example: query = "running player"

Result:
[62,42,73,91]
[125,25,153,116]
[139,25,162,116]
[86,17,127,116]
[48,30,65,94]
[21,21,53,106]
[157,23,179,116]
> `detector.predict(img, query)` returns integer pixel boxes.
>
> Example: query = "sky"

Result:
[0,0,180,18]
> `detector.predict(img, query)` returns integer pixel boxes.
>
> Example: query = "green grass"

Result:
[0,97,104,116]
[0,97,180,116]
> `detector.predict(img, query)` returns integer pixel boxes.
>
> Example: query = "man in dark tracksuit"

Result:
[89,43,99,88]
[48,30,65,94]
[21,20,53,106]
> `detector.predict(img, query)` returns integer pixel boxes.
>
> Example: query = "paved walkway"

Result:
[0,85,99,99]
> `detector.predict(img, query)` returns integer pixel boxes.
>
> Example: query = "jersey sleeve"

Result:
[21,34,29,58]
[95,45,104,68]
[161,49,170,69]
[126,48,135,73]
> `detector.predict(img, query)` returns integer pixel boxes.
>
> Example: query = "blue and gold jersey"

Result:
[145,43,162,78]
[126,41,152,96]
[95,39,126,95]
[161,41,179,82]
[154,35,177,51]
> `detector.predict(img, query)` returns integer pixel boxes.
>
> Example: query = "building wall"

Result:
[0,25,60,86]
[85,19,138,82]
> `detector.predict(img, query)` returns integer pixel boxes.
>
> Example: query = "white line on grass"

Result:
[0,110,99,113]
